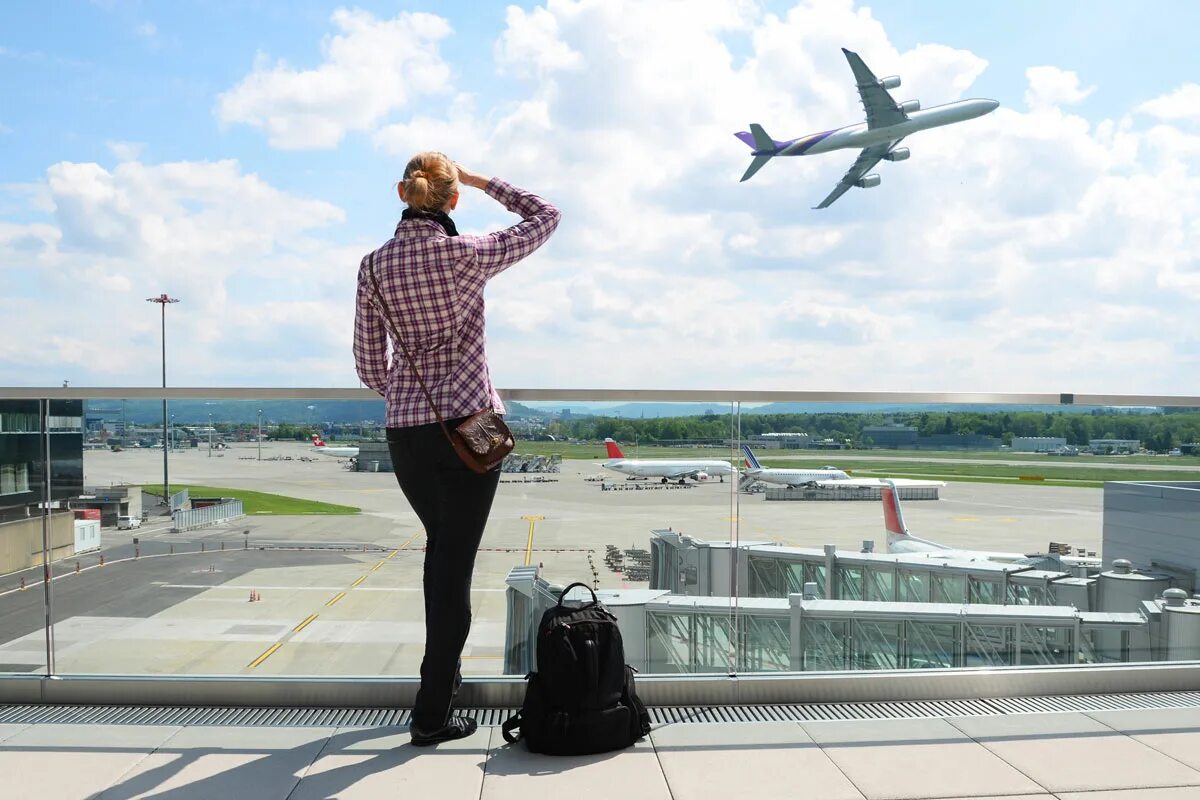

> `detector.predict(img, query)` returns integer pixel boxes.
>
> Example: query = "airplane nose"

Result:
[983,99,1000,113]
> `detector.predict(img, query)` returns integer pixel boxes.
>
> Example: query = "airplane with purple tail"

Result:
[736,47,999,208]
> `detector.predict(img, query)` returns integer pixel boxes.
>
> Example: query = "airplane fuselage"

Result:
[603,459,734,479]
[764,99,999,158]
[746,468,849,487]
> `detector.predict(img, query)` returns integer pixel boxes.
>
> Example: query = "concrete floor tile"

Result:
[800,717,1045,800]
[93,725,335,800]
[651,722,864,800]
[0,724,180,800]
[289,725,489,799]
[947,712,1200,793]
[481,726,671,800]
[1056,789,1200,800]
[1086,707,1200,772]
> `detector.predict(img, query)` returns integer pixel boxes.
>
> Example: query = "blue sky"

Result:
[3,1,1200,392]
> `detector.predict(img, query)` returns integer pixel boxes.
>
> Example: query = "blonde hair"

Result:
[402,151,458,212]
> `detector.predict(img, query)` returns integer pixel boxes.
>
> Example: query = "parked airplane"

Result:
[735,47,999,207]
[311,434,359,458]
[602,439,734,483]
[741,446,849,487]
[741,446,945,491]
[880,480,1031,563]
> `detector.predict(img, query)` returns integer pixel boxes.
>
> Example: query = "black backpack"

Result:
[501,582,650,755]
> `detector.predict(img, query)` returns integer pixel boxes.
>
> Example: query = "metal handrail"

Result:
[4,387,1200,406]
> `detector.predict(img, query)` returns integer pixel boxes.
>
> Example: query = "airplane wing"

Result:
[842,48,908,130]
[664,468,703,480]
[813,140,898,209]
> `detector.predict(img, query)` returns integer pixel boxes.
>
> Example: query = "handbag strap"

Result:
[365,252,456,445]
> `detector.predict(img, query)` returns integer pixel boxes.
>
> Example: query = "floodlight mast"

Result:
[146,294,180,506]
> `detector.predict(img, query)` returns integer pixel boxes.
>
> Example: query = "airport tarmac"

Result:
[0,441,1105,677]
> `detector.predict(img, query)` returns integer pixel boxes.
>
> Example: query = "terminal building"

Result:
[503,481,1200,675]
[1090,438,1142,454]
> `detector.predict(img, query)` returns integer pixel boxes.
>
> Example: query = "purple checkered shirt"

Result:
[353,178,560,428]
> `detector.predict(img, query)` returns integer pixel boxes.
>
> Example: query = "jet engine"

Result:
[694,471,710,482]
[855,174,881,188]
[878,75,901,90]
[897,99,920,113]
[883,147,910,162]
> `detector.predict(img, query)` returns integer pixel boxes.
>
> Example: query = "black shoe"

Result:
[410,715,478,747]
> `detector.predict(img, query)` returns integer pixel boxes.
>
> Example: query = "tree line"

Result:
[544,410,1200,453]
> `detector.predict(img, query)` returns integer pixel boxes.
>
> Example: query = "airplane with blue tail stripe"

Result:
[735,47,998,208]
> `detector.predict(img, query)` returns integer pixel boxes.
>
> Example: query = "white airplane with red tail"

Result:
[311,434,359,458]
[602,438,733,484]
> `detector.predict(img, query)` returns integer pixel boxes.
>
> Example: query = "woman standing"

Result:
[353,152,560,745]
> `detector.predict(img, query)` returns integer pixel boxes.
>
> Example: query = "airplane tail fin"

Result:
[881,480,910,538]
[741,445,763,470]
[604,438,625,459]
[736,124,783,182]
[312,434,325,447]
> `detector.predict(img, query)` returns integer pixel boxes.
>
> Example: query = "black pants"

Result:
[387,420,501,730]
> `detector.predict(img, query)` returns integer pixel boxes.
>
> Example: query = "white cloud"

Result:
[1137,83,1200,122]
[495,3,584,76]
[216,9,453,149]
[1024,66,1095,109]
[0,158,363,387]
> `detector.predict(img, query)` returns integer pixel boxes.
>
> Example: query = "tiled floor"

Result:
[1,708,1199,799]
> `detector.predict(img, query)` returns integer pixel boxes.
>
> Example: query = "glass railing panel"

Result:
[0,397,60,676]
[51,394,742,677]
[730,397,1200,675]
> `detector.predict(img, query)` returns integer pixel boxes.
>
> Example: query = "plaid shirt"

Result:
[354,178,560,428]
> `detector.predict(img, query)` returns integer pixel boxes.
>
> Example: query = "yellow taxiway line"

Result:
[325,591,346,607]
[350,575,367,588]
[293,613,318,633]
[248,643,282,669]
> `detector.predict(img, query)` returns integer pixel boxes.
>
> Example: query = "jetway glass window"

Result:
[1008,583,1053,607]
[803,563,826,597]
[899,571,928,603]
[1018,624,1073,666]
[647,612,692,673]
[739,614,791,672]
[786,563,805,595]
[932,574,966,605]
[838,566,864,601]
[965,623,1015,667]
[851,620,901,670]
[905,621,960,669]
[802,618,848,671]
[969,578,999,605]
[864,567,894,602]
[747,555,784,598]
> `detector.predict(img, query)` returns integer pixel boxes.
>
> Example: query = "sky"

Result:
[3,0,1200,395]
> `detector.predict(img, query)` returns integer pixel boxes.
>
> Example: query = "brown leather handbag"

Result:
[367,253,514,474]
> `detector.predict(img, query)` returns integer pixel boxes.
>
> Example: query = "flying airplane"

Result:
[602,438,734,484]
[311,434,359,458]
[735,47,999,207]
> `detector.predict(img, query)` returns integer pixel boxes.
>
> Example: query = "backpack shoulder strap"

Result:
[501,711,523,744]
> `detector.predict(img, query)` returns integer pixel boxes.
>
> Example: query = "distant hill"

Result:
[520,401,1154,418]
[86,398,544,425]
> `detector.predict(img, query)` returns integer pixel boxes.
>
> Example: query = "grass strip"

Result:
[145,484,360,515]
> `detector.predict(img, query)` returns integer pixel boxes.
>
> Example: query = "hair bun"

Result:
[410,170,427,181]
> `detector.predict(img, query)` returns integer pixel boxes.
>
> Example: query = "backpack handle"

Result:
[557,582,599,609]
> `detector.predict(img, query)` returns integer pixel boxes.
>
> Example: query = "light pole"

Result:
[146,293,180,505]
[257,409,263,461]
[208,412,213,457]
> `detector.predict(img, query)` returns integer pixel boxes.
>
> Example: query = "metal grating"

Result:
[2,692,1199,728]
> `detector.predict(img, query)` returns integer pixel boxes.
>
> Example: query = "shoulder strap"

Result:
[501,711,523,744]
[365,252,455,444]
